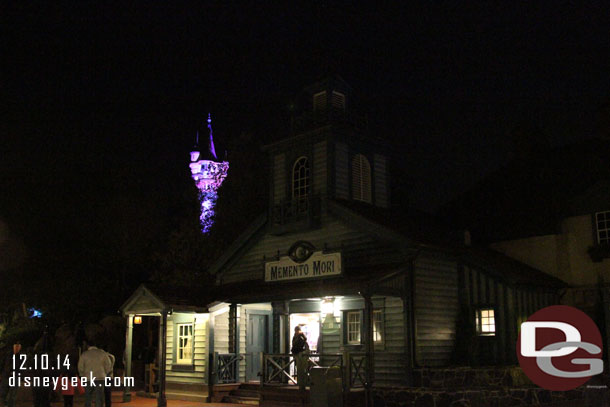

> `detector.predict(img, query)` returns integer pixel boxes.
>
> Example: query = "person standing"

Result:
[0,342,22,407]
[103,350,115,407]
[291,326,309,391]
[78,343,111,407]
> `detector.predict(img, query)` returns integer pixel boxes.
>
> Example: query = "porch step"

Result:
[234,389,262,398]
[221,383,262,406]
[224,395,260,405]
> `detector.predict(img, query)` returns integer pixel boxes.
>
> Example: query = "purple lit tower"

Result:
[189,114,229,233]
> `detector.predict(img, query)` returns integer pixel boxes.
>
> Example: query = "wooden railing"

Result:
[261,351,368,390]
[213,352,243,384]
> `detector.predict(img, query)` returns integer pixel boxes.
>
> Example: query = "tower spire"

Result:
[207,113,217,160]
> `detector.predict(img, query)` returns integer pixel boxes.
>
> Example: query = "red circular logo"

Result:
[517,305,603,391]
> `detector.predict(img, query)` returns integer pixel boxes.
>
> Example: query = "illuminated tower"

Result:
[189,114,229,233]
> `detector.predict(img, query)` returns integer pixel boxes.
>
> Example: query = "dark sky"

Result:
[3,2,610,242]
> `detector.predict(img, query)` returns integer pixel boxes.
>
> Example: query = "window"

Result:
[176,323,194,364]
[292,157,310,200]
[475,308,495,336]
[373,310,383,343]
[331,91,345,111]
[313,91,327,112]
[352,154,372,203]
[346,311,361,344]
[596,211,610,246]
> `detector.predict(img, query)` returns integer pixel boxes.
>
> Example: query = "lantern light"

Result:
[134,316,143,325]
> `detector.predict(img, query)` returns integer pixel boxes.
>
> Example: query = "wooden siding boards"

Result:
[414,256,458,367]
[220,213,402,285]
[313,141,327,195]
[335,142,349,199]
[165,315,207,385]
[273,153,286,204]
[214,310,230,354]
[373,154,388,208]
[374,296,407,386]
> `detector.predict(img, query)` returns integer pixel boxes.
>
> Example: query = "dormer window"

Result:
[596,211,610,246]
[292,157,310,201]
[313,91,327,112]
[352,154,372,203]
[331,91,345,111]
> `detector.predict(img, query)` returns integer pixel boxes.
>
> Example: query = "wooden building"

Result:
[202,77,566,401]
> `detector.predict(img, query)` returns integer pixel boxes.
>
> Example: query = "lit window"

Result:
[475,308,495,336]
[313,91,327,112]
[177,324,193,364]
[352,154,372,203]
[596,211,610,246]
[347,311,361,344]
[292,157,310,201]
[331,91,345,111]
[373,310,383,343]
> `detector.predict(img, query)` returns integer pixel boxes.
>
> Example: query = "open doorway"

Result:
[131,316,158,393]
[289,313,320,351]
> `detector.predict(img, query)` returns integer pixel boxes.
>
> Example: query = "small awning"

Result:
[119,284,208,316]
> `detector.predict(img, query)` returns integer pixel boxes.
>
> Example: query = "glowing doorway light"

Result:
[189,114,229,233]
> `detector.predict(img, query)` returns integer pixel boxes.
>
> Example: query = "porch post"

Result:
[363,292,374,407]
[207,311,216,402]
[157,310,168,407]
[122,314,134,402]
[229,303,237,354]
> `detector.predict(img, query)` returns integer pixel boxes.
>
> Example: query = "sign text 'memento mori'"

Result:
[265,251,342,282]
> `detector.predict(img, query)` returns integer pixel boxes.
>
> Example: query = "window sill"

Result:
[171,364,195,372]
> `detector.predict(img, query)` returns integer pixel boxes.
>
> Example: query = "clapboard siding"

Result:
[273,153,286,204]
[221,213,401,284]
[414,257,458,367]
[214,310,230,354]
[373,154,388,208]
[165,314,208,384]
[313,140,327,195]
[335,142,349,199]
[374,296,407,386]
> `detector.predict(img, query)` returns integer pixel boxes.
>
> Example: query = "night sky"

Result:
[2,3,610,313]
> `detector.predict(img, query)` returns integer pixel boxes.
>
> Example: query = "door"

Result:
[246,313,267,381]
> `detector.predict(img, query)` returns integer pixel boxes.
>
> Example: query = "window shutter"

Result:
[331,91,345,110]
[313,91,327,112]
[352,154,372,203]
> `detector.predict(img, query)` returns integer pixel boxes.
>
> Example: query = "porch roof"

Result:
[209,264,406,304]
[120,284,208,316]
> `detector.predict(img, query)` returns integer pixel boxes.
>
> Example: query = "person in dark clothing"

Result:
[291,326,309,391]
[0,342,22,407]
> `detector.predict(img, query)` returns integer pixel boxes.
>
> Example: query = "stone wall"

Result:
[373,387,585,407]
[372,367,609,407]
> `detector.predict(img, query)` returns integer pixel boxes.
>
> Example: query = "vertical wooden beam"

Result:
[157,311,168,407]
[123,315,133,402]
[495,280,505,364]
[363,292,374,407]
[207,311,216,401]
[229,303,237,354]
[403,263,415,385]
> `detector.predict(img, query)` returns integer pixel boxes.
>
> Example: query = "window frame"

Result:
[475,307,496,337]
[595,211,610,246]
[342,309,384,347]
[291,156,311,201]
[171,315,196,371]
[373,309,384,347]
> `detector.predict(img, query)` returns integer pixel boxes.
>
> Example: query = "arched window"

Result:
[292,156,310,200]
[352,154,372,203]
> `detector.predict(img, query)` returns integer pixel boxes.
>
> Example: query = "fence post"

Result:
[260,352,265,388]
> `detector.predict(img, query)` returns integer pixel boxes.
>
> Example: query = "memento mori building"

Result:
[121,78,566,406]
[204,77,565,396]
